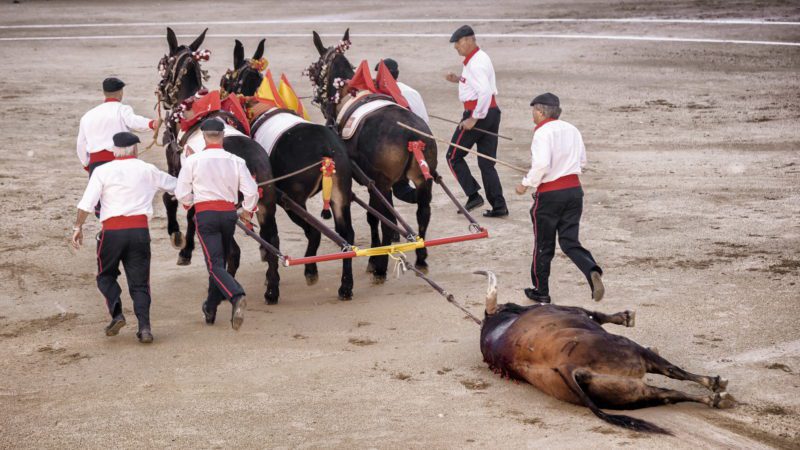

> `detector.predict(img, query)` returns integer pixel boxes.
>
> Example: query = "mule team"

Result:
[70,25,731,431]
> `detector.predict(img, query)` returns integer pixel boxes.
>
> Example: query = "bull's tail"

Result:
[555,366,672,435]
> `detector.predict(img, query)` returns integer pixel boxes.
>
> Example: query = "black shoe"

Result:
[524,288,551,304]
[137,329,154,344]
[202,301,216,325]
[591,271,605,302]
[231,295,246,331]
[105,315,126,336]
[482,207,509,218]
[459,194,484,213]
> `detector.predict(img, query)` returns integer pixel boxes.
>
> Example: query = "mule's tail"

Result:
[555,366,672,435]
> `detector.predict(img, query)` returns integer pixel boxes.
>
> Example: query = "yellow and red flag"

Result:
[255,69,285,109]
[278,74,310,120]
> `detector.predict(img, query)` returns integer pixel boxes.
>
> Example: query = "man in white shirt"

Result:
[515,93,603,304]
[175,119,259,330]
[71,132,177,343]
[445,25,507,217]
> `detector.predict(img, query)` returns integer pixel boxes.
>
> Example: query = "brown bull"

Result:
[475,271,734,434]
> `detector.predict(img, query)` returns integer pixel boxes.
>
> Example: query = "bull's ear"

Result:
[189,28,208,51]
[167,27,178,54]
[313,31,326,55]
[342,28,350,42]
[234,39,244,68]
[253,38,265,60]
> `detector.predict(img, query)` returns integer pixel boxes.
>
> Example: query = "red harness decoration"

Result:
[407,141,432,180]
[346,60,409,108]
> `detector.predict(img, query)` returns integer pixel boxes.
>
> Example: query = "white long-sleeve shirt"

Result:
[76,99,154,167]
[397,81,429,124]
[521,120,587,189]
[458,48,498,120]
[174,144,259,213]
[77,157,177,222]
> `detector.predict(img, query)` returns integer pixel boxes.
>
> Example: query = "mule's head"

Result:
[157,27,210,109]
[220,39,266,97]
[304,29,355,121]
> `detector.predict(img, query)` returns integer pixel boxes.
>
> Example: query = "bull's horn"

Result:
[473,270,498,315]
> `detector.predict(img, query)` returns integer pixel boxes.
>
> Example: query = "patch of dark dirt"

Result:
[0,312,79,339]
[348,337,377,346]
[705,414,798,450]
[392,372,411,381]
[460,379,491,390]
[765,363,792,373]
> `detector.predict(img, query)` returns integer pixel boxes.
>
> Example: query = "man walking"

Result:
[516,93,604,304]
[71,132,177,343]
[174,119,259,330]
[445,25,507,217]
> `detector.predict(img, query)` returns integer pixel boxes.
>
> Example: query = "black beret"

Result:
[102,77,125,92]
[374,58,399,78]
[112,131,140,147]
[449,25,475,43]
[200,118,225,132]
[530,92,560,107]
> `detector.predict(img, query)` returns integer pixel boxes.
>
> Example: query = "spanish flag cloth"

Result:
[278,74,310,120]
[255,69,286,109]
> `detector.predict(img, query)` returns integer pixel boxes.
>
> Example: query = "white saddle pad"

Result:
[340,100,396,140]
[180,123,245,165]
[253,110,310,156]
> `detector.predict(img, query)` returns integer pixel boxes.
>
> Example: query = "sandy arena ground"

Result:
[0,1,798,448]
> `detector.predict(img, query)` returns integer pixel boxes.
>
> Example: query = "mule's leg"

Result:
[365,192,383,277]
[331,183,355,300]
[578,371,735,410]
[285,207,322,286]
[178,207,196,266]
[367,187,395,283]
[587,310,636,328]
[413,178,433,272]
[258,204,281,304]
[643,349,729,392]
[163,193,184,249]
[226,238,241,277]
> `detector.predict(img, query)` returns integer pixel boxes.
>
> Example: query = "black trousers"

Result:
[96,227,152,330]
[194,210,244,309]
[530,187,601,295]
[445,107,506,209]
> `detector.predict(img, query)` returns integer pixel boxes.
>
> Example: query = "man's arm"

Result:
[578,132,587,168]
[150,164,178,194]
[519,133,552,191]
[120,104,157,132]
[71,209,91,250]
[469,62,493,120]
[237,161,259,220]
[174,159,194,207]
[76,123,89,168]
[73,173,103,248]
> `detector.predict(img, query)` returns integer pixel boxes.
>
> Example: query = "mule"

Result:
[475,271,734,434]
[220,39,355,301]
[306,29,437,282]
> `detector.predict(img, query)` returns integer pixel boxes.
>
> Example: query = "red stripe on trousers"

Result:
[96,231,110,309]
[531,195,540,290]
[447,128,467,180]
[194,216,234,299]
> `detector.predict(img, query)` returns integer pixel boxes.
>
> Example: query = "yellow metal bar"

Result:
[354,237,425,257]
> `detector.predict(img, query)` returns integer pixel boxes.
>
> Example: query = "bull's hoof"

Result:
[648,346,660,355]
[712,392,736,409]
[305,273,319,286]
[713,376,729,393]
[372,273,387,285]
[170,232,185,250]
[177,255,191,266]
[338,287,353,301]
[625,310,636,328]
[260,246,269,262]
[366,261,375,274]
[415,262,429,274]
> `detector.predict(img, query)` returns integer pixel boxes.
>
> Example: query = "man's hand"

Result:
[239,210,253,224]
[153,117,163,130]
[445,72,460,83]
[460,117,478,131]
[515,184,529,195]
[71,226,84,250]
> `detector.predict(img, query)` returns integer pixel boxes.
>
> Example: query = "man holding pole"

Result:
[516,93,604,304]
[444,25,507,218]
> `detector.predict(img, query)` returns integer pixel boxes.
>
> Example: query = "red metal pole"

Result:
[424,229,489,247]
[284,251,358,267]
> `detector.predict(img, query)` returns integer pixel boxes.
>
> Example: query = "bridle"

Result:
[157,47,211,109]
[304,39,352,124]
[220,57,267,97]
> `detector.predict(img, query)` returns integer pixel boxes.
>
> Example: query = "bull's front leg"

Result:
[588,310,636,328]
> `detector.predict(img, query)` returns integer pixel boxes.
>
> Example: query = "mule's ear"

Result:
[253,38,265,60]
[234,39,244,68]
[312,31,326,55]
[342,28,350,43]
[167,27,178,54]
[189,28,208,51]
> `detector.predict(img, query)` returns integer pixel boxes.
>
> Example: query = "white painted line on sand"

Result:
[1,32,799,47]
[0,17,798,30]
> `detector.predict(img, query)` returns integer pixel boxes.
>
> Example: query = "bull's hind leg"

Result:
[579,372,734,410]
[642,348,729,393]
[588,310,636,328]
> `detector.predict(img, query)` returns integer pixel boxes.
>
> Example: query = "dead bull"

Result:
[475,271,734,434]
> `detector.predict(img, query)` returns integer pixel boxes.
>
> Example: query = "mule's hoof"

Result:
[320,209,332,220]
[366,261,375,274]
[713,392,736,409]
[177,255,191,266]
[170,232,185,250]
[305,273,319,286]
[338,287,353,301]
[714,377,729,393]
[265,293,279,305]
[625,310,636,328]
[372,274,386,285]
[415,262,429,274]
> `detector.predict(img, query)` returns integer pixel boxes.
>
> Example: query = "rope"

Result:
[257,161,321,187]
